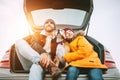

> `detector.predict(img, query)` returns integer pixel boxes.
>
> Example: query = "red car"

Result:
[0,0,120,80]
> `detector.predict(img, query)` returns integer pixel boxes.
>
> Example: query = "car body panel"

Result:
[24,0,92,12]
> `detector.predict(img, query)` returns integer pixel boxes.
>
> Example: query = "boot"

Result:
[47,61,63,80]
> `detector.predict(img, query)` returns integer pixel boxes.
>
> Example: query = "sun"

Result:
[0,12,32,61]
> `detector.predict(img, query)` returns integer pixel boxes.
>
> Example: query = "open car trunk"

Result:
[24,0,93,32]
[10,0,105,74]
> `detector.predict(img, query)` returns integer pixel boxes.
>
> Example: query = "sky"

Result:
[0,0,120,71]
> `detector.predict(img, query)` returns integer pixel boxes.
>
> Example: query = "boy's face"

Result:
[65,30,74,40]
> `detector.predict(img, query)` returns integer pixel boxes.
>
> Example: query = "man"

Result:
[15,19,62,80]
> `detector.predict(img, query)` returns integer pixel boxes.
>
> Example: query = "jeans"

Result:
[15,39,43,80]
[65,66,104,80]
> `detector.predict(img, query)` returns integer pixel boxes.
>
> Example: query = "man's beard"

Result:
[45,26,54,33]
[45,28,54,33]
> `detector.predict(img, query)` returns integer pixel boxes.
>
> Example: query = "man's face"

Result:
[65,30,74,40]
[44,21,55,32]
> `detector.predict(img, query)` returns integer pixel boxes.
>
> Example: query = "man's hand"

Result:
[53,56,59,67]
[39,53,51,68]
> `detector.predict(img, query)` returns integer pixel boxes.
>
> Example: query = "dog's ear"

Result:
[56,29,65,43]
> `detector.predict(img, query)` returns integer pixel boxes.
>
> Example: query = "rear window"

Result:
[31,8,86,26]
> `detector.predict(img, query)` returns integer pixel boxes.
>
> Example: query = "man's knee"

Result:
[29,64,43,80]
[30,64,43,73]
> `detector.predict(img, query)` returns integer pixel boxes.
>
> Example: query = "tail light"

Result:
[0,50,10,68]
[104,50,116,68]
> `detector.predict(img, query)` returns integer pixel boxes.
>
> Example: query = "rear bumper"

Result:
[0,68,120,80]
